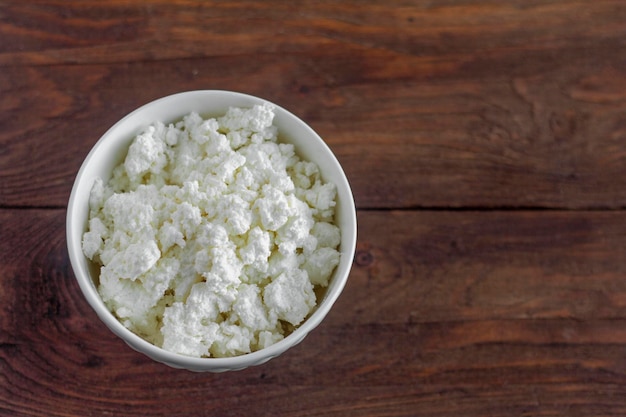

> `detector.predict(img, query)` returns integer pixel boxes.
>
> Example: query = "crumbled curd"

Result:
[82,104,341,357]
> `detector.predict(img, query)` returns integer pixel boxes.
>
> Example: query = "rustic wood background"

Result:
[2,1,626,416]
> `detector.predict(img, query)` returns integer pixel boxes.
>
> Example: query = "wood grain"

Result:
[3,1,626,416]
[3,209,626,416]
[1,1,626,208]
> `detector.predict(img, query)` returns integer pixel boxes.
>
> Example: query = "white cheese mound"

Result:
[82,104,341,358]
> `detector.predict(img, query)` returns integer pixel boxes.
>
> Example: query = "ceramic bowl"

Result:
[66,90,357,372]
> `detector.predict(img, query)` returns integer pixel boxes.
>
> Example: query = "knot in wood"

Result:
[355,250,374,267]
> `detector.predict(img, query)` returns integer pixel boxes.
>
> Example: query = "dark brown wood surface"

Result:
[2,1,626,416]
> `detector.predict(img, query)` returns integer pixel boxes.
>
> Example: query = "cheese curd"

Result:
[82,104,341,358]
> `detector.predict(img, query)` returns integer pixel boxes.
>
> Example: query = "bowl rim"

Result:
[66,90,357,371]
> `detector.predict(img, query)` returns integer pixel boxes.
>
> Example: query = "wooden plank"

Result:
[1,1,626,209]
[349,210,626,324]
[6,210,626,341]
[2,52,626,209]
[3,209,626,415]
[1,1,625,66]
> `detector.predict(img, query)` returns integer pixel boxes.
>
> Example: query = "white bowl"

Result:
[66,90,357,372]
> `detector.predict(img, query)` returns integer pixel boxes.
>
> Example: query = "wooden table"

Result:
[2,1,626,415]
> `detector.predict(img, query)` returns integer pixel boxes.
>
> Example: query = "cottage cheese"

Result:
[82,104,341,358]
